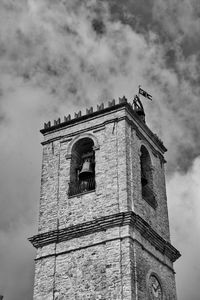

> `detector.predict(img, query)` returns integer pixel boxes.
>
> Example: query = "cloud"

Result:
[0,225,35,300]
[0,85,59,299]
[167,156,200,300]
[153,0,200,39]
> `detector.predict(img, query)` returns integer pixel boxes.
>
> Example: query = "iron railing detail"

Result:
[68,177,95,197]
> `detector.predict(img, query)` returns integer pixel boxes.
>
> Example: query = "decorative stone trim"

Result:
[41,98,127,133]
[93,127,105,133]
[29,211,180,263]
[66,133,100,157]
[93,145,100,151]
[40,101,166,153]
[60,138,73,144]
[41,136,61,146]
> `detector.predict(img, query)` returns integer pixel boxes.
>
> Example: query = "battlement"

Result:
[40,96,166,152]
[42,96,128,132]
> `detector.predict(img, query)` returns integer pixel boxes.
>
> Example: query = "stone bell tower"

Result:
[29,97,180,300]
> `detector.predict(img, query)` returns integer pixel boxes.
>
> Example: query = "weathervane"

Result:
[132,86,152,109]
[132,86,152,122]
[138,85,152,100]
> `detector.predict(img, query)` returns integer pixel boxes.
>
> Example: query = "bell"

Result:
[79,158,93,180]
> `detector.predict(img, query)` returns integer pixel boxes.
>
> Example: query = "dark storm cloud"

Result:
[107,0,200,57]
[102,0,200,172]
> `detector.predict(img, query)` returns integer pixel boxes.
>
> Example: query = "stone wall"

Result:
[33,223,177,299]
[130,240,177,300]
[31,102,179,300]
[38,104,169,238]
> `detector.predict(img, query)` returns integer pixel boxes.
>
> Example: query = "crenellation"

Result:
[54,117,61,125]
[74,110,81,118]
[97,103,104,111]
[86,106,93,114]
[108,99,115,107]
[119,95,128,103]
[44,120,51,129]
[64,114,71,122]
[31,95,180,300]
[42,97,129,131]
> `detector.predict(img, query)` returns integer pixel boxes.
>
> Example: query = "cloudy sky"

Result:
[0,0,200,299]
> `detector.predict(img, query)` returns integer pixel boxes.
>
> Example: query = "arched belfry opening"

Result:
[68,137,95,196]
[140,145,156,208]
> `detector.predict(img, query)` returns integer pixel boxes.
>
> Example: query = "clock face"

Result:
[148,274,162,300]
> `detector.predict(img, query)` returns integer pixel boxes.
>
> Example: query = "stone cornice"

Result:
[40,101,167,153]
[40,101,127,134]
[41,113,166,156]
[29,211,180,263]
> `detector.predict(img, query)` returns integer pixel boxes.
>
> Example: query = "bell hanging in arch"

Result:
[79,158,93,180]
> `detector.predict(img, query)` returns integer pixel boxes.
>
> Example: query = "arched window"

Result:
[68,137,95,196]
[148,273,163,299]
[140,146,157,208]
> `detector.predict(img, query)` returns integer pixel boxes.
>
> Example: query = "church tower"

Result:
[29,97,180,300]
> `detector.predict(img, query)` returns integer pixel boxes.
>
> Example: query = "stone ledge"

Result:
[40,100,166,153]
[29,211,180,263]
[41,98,127,134]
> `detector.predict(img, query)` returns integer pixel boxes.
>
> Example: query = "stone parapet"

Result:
[40,97,166,153]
